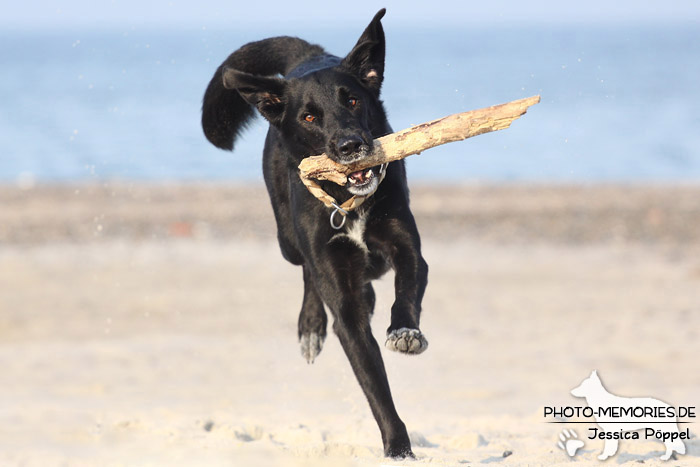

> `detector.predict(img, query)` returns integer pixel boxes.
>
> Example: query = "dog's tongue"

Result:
[348,168,372,184]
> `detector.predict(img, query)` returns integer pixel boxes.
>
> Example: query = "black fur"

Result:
[202,9,428,458]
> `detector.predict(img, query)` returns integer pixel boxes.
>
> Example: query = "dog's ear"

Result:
[222,67,287,125]
[342,8,386,94]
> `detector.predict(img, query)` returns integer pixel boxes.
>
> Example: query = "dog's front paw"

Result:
[300,332,325,364]
[385,328,428,354]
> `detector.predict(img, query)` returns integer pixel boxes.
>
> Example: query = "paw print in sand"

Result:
[557,429,584,457]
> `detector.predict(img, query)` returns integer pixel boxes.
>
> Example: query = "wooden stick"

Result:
[298,95,540,185]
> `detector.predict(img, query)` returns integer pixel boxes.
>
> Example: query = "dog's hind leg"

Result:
[661,432,686,460]
[298,265,328,364]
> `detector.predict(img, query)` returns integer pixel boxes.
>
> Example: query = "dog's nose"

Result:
[338,136,364,157]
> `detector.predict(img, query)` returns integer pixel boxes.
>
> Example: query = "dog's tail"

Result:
[202,37,325,150]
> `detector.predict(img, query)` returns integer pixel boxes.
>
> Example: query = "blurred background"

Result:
[1,0,699,184]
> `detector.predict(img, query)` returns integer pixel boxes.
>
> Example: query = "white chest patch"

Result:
[331,211,368,253]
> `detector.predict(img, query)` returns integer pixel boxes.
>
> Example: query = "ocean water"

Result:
[1,24,699,183]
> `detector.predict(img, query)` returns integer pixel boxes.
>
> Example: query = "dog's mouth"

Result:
[346,165,381,196]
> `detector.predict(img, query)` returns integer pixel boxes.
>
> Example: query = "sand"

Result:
[1,183,698,466]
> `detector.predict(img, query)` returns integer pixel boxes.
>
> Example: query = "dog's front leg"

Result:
[373,218,429,354]
[599,438,618,460]
[312,235,413,458]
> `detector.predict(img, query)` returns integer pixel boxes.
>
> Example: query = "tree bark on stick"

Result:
[298,95,540,186]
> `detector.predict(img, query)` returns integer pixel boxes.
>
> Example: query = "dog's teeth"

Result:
[366,169,373,178]
[349,178,357,184]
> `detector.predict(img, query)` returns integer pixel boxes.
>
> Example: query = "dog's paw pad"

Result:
[385,328,428,354]
[300,332,325,364]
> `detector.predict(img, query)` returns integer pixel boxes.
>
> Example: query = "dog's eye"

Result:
[347,98,358,107]
[303,113,316,123]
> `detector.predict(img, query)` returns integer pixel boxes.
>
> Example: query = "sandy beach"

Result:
[1,183,698,466]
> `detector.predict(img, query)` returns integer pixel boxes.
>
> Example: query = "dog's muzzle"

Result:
[337,136,369,161]
[333,136,380,195]
[346,165,381,195]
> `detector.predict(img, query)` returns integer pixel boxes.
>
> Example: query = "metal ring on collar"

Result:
[330,207,347,230]
[330,202,349,215]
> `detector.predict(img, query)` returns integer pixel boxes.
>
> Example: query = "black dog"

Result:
[202,9,428,458]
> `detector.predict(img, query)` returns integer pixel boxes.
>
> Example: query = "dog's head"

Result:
[570,370,602,398]
[222,9,389,196]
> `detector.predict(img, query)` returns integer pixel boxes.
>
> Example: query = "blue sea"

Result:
[1,24,699,183]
